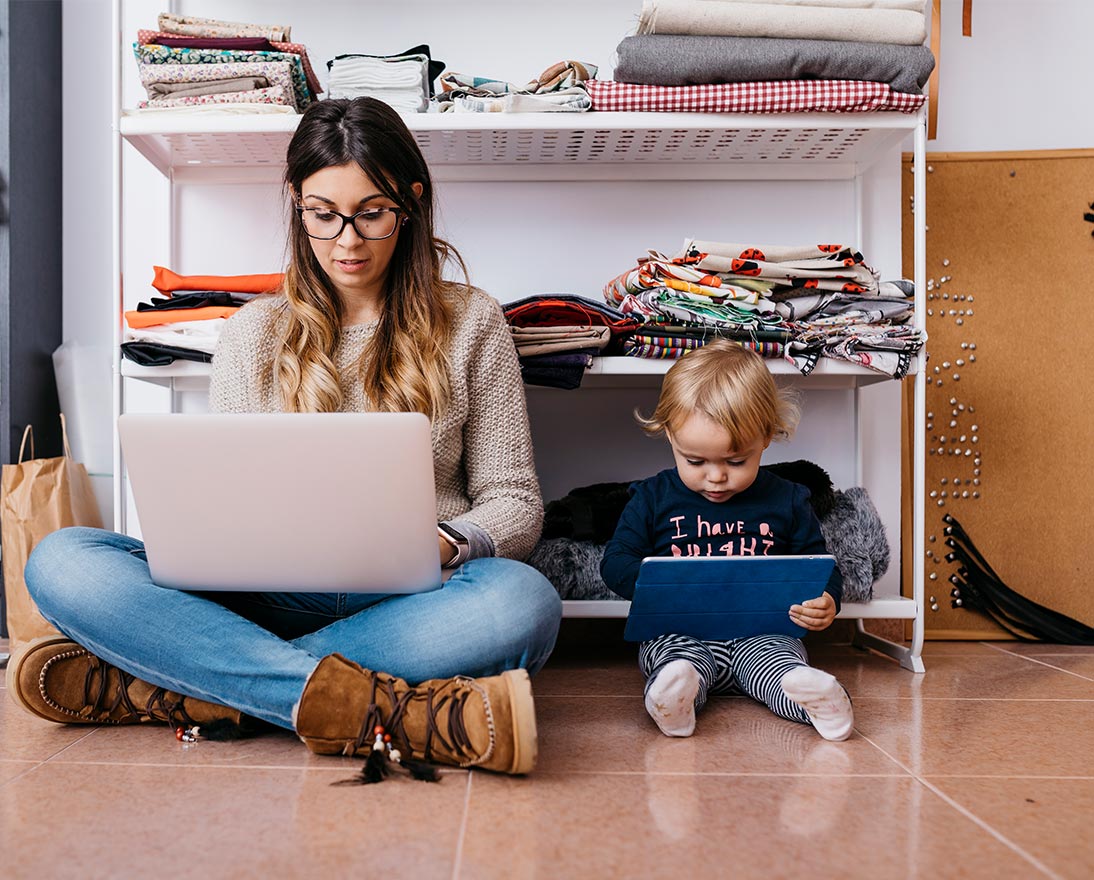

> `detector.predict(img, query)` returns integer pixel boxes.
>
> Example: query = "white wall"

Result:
[929,0,1094,152]
[60,0,1094,587]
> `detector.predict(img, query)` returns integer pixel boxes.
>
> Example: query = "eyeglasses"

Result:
[296,205,406,241]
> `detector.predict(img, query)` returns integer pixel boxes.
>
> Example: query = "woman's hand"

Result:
[789,591,837,631]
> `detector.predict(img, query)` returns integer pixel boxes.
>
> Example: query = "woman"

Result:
[13,98,562,776]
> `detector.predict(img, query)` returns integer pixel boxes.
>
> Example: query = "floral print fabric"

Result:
[134,44,311,111]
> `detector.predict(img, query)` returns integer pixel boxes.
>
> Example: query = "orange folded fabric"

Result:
[152,266,284,295]
[125,306,240,329]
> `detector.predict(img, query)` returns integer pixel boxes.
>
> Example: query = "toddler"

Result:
[600,340,854,741]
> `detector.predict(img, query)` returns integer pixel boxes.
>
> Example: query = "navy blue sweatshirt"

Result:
[600,467,843,609]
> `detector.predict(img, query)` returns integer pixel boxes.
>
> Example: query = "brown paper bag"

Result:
[2,416,104,649]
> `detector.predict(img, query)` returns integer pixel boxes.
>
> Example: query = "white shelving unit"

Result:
[112,6,927,674]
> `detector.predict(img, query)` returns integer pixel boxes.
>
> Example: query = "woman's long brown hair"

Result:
[278,97,467,417]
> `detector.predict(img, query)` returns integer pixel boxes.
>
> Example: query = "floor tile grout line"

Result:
[451,770,472,880]
[532,770,913,778]
[913,777,1063,880]
[918,774,1094,780]
[539,694,1094,702]
[0,728,102,788]
[982,642,1094,680]
[0,761,48,789]
[850,697,1094,702]
[8,758,469,773]
[981,642,1094,658]
[855,730,1063,880]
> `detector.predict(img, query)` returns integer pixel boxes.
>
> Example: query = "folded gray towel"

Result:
[615,34,934,94]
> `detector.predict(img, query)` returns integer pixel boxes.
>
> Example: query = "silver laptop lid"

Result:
[118,413,442,593]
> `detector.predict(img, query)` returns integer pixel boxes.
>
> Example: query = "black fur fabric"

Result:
[542,481,635,544]
[528,465,889,603]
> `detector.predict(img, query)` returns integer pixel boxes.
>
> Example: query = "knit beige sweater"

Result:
[208,287,543,560]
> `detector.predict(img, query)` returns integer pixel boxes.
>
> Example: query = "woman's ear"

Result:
[411,181,424,199]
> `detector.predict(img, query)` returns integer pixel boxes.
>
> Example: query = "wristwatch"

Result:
[437,522,470,569]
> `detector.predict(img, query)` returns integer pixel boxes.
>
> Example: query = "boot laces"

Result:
[351,675,491,768]
[39,648,194,726]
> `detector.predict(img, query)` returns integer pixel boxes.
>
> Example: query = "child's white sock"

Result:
[645,659,701,737]
[780,666,854,742]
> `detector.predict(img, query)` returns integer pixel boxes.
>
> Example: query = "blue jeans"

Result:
[25,527,562,730]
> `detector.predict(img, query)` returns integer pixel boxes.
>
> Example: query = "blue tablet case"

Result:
[623,555,836,642]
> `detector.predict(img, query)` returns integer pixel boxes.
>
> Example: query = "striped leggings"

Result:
[639,633,812,724]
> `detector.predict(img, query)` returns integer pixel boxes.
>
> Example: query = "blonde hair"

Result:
[275,97,464,419]
[637,340,800,447]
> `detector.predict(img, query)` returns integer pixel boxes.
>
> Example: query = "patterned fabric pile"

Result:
[130,13,321,114]
[604,240,924,377]
[431,61,598,113]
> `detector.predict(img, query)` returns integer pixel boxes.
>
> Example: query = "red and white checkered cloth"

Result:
[586,80,925,114]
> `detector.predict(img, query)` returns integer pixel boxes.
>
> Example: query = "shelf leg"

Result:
[851,618,925,673]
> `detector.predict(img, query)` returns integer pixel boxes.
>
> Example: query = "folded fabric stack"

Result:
[432,61,598,113]
[327,45,445,113]
[503,295,639,389]
[603,240,924,376]
[121,267,283,367]
[591,0,933,114]
[130,13,320,114]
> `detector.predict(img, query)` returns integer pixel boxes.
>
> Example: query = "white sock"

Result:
[780,666,854,742]
[645,659,701,737]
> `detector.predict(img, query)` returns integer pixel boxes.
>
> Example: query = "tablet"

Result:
[623,555,837,642]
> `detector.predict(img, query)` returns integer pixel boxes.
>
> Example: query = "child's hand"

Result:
[789,591,836,631]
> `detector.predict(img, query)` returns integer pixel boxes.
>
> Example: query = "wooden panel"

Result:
[901,150,1094,637]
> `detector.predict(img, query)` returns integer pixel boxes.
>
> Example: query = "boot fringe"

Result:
[174,717,252,743]
[334,749,441,786]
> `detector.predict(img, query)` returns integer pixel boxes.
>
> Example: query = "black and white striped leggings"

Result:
[639,633,812,724]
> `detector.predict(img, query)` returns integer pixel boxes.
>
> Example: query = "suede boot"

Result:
[7,635,246,730]
[294,653,538,775]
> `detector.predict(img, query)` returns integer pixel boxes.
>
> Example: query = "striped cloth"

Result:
[624,335,784,360]
[640,633,813,722]
[587,79,925,113]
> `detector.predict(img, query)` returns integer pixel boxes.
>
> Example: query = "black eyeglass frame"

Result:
[295,205,407,241]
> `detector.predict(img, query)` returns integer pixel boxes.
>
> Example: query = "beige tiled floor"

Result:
[3,627,1093,879]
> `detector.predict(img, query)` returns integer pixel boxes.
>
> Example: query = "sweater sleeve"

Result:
[600,484,653,601]
[454,294,543,561]
[788,483,844,612]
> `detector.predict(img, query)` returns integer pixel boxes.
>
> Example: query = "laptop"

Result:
[623,555,837,642]
[118,413,443,593]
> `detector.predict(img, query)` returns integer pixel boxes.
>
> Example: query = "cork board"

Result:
[900,150,1094,638]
